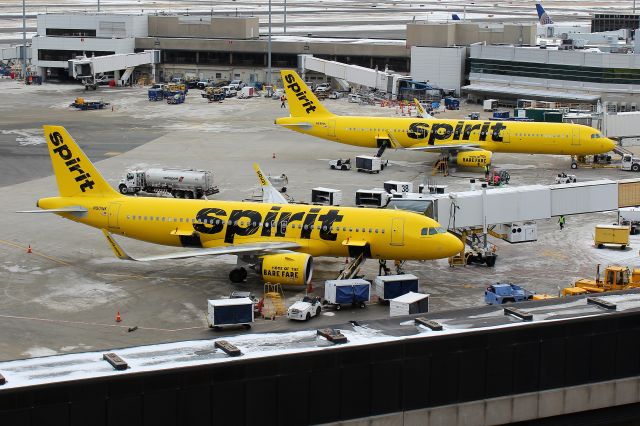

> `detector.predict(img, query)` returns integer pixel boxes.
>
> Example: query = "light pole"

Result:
[267,0,272,86]
[22,0,26,79]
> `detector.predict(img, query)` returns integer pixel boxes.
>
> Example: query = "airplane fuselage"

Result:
[276,116,615,156]
[38,196,461,261]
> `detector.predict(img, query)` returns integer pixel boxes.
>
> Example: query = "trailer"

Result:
[323,279,371,310]
[383,181,413,194]
[207,298,254,330]
[389,292,429,317]
[311,187,342,206]
[374,274,419,303]
[355,189,389,208]
[356,155,385,173]
[619,207,640,234]
[594,224,630,249]
[118,168,219,199]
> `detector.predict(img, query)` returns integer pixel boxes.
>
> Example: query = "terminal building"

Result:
[17,11,640,110]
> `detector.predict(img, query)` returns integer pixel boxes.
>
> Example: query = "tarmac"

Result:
[0,78,639,362]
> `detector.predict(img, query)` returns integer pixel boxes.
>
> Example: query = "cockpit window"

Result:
[591,133,603,139]
[421,227,446,236]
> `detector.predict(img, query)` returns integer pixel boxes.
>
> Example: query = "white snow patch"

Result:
[33,279,127,312]
[22,347,58,358]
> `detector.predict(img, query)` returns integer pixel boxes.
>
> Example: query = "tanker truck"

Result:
[118,168,219,199]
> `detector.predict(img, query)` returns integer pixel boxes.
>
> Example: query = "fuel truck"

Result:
[118,168,219,199]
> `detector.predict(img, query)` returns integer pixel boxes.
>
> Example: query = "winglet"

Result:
[253,163,289,204]
[101,229,134,260]
[536,3,554,25]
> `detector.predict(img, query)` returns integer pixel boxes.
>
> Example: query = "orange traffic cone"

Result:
[27,245,32,254]
[115,311,121,322]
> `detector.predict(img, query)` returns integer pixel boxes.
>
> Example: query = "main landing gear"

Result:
[229,267,248,283]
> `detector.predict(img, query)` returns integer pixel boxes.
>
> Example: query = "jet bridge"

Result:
[68,49,160,87]
[299,54,408,99]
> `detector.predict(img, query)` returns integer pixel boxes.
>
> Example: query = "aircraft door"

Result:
[391,218,404,246]
[572,126,581,145]
[328,119,336,138]
[108,203,121,229]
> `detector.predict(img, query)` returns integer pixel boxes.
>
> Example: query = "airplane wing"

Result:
[102,229,299,262]
[404,144,484,152]
[253,163,289,204]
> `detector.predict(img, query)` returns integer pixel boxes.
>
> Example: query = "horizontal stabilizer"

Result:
[102,229,300,262]
[17,206,88,218]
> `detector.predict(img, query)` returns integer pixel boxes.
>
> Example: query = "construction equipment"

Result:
[594,224,630,249]
[562,264,640,296]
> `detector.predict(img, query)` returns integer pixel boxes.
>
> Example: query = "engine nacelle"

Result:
[261,253,313,286]
[456,150,492,167]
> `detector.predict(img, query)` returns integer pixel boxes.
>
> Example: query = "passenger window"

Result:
[168,217,172,222]
[343,227,347,231]
[349,227,353,231]
[369,228,372,233]
[381,229,385,234]
[355,228,359,232]
[375,229,378,233]
[161,217,165,222]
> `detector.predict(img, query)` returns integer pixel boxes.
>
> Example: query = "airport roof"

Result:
[462,83,601,102]
[1,291,639,391]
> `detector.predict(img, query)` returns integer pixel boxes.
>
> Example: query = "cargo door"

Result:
[328,119,336,138]
[572,126,581,146]
[391,218,404,246]
[108,203,121,229]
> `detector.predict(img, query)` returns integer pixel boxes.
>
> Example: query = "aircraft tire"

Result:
[119,185,128,194]
[229,268,245,283]
[571,162,578,169]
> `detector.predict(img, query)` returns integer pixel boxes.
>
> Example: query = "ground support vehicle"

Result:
[487,169,510,186]
[619,207,640,235]
[356,155,386,173]
[287,296,322,321]
[562,264,640,296]
[484,283,533,305]
[201,87,225,102]
[329,159,351,170]
[70,98,108,110]
[148,88,164,101]
[118,168,219,199]
[555,172,577,183]
[167,92,185,104]
[622,154,640,172]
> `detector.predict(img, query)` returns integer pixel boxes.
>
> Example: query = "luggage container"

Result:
[323,279,370,310]
[383,181,413,194]
[355,189,389,208]
[374,274,419,302]
[390,292,429,317]
[207,298,254,330]
[311,187,342,206]
[356,155,383,173]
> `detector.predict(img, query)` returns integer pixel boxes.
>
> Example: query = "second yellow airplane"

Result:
[23,126,463,286]
[276,70,616,168]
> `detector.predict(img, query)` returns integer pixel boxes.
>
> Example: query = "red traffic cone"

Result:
[27,245,32,254]
[115,311,121,323]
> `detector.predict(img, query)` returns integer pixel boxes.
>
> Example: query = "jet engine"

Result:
[261,253,313,286]
[455,150,492,167]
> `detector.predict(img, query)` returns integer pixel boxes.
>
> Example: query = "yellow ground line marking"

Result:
[0,314,205,332]
[96,273,208,281]
[0,239,71,266]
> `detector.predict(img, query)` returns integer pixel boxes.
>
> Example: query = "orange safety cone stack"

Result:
[27,245,32,254]
[115,311,121,322]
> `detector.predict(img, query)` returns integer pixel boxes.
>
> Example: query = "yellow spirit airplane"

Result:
[276,70,616,168]
[21,126,463,285]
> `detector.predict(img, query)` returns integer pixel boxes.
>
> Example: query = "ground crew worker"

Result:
[280,94,286,108]
[558,215,565,230]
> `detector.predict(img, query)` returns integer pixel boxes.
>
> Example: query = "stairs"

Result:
[262,283,286,319]
[336,253,366,280]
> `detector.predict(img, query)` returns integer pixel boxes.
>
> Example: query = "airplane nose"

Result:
[605,138,616,152]
[442,232,464,257]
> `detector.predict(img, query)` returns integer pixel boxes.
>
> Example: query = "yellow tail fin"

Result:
[280,70,334,117]
[43,125,120,198]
